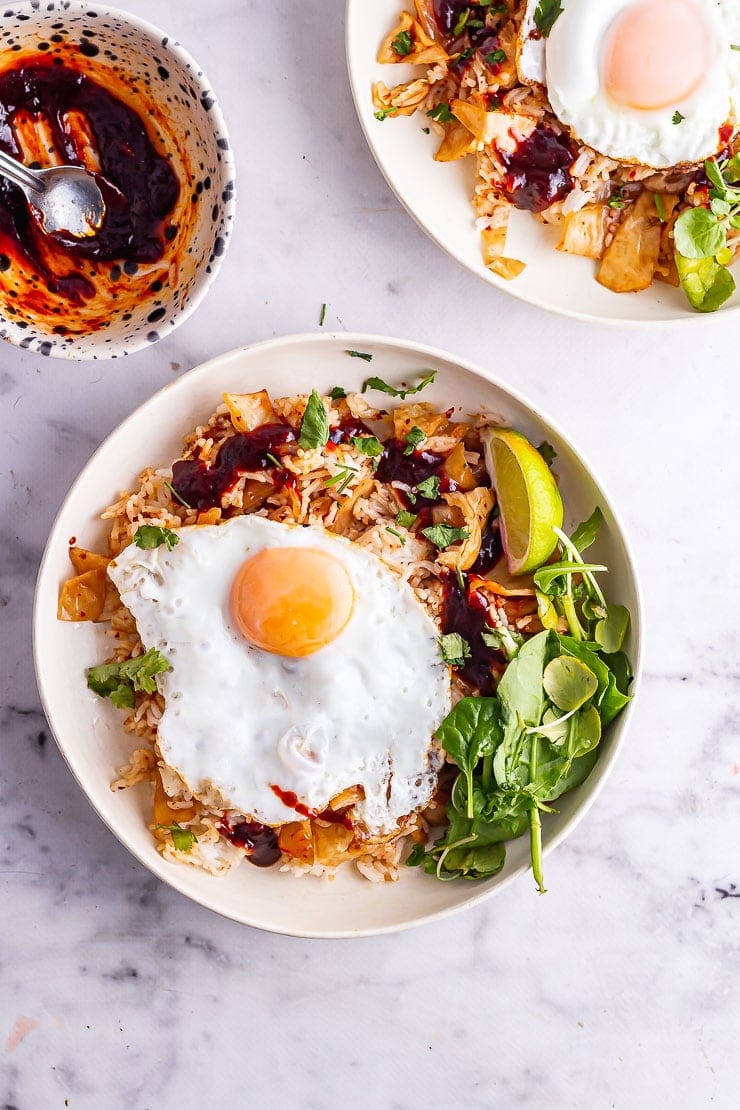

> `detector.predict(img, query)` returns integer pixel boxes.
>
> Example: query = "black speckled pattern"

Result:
[0,0,235,360]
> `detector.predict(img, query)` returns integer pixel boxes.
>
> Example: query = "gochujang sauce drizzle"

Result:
[0,57,179,302]
[498,126,576,213]
[171,424,296,510]
[218,819,281,868]
[442,570,506,694]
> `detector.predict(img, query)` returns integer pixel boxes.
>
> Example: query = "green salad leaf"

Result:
[410,512,633,892]
[673,155,740,312]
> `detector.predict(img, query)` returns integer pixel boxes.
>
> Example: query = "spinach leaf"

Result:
[298,390,330,450]
[435,697,502,818]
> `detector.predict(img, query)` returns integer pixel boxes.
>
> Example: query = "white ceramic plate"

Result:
[34,333,642,937]
[345,0,740,325]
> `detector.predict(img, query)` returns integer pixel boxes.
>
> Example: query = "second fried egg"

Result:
[518,0,740,168]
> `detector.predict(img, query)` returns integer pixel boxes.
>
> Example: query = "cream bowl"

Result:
[33,333,643,936]
[0,1,235,359]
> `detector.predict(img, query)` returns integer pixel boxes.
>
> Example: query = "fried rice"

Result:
[58,385,549,882]
[372,1,740,294]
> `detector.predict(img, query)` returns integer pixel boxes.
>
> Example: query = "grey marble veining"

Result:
[1,0,739,1106]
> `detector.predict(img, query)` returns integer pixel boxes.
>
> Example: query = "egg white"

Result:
[107,515,451,835]
[518,0,740,168]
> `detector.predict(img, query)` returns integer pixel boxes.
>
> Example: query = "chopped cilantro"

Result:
[351,434,384,460]
[133,524,179,551]
[386,526,406,546]
[396,510,418,529]
[362,370,436,400]
[346,350,373,361]
[427,103,456,124]
[392,30,413,56]
[157,822,197,852]
[533,0,563,37]
[672,110,686,125]
[422,523,469,549]
[484,49,506,66]
[329,386,346,400]
[403,426,426,455]
[607,188,625,210]
[374,107,398,121]
[437,633,471,667]
[87,648,171,710]
[416,475,441,500]
[164,480,192,509]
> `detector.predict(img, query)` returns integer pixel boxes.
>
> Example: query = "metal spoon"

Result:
[0,148,106,239]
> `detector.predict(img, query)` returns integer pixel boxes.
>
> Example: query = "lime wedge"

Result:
[481,427,563,576]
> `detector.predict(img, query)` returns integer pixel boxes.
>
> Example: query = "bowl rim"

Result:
[0,0,236,360]
[33,331,644,937]
[343,0,737,328]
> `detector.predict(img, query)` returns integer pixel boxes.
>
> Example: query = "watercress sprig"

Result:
[674,154,740,312]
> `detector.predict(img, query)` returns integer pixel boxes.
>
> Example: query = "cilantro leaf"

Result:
[392,30,413,56]
[536,441,557,467]
[484,49,506,66]
[346,350,373,361]
[363,370,436,400]
[533,0,563,36]
[672,110,685,125]
[133,524,179,551]
[396,510,418,529]
[422,523,469,549]
[416,475,441,500]
[329,386,346,400]
[403,426,425,455]
[437,633,472,667]
[298,390,330,450]
[350,434,384,459]
[157,821,197,851]
[427,103,456,124]
[87,648,171,707]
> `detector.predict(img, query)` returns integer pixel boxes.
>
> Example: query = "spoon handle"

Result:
[0,148,45,195]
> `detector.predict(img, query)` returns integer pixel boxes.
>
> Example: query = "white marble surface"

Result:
[1,0,739,1106]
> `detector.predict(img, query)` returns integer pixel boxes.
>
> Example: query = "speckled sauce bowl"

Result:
[0,1,235,359]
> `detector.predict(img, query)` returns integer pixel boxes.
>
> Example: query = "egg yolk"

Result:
[603,0,710,111]
[231,547,355,658]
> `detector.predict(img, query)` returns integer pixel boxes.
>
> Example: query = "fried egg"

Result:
[107,515,450,835]
[518,0,740,167]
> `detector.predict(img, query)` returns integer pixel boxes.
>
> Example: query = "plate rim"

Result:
[343,0,738,328]
[33,331,645,937]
